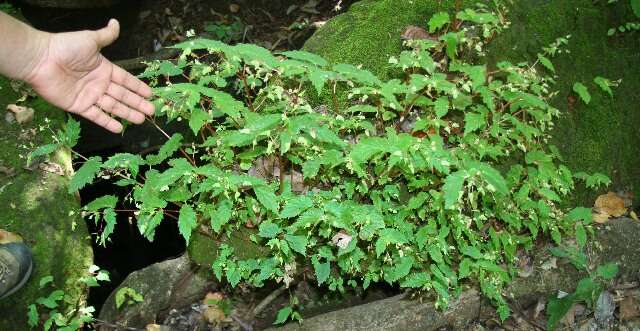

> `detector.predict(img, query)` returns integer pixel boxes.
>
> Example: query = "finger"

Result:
[111,65,153,99]
[97,94,145,124]
[106,82,155,116]
[80,106,123,133]
[95,18,120,49]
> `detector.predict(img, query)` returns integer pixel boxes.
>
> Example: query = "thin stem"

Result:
[147,117,197,166]
[240,66,256,112]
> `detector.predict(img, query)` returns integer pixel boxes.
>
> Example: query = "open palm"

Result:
[26,19,154,133]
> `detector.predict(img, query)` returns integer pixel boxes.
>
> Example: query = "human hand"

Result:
[24,19,154,133]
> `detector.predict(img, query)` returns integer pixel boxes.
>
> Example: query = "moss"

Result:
[303,0,640,206]
[0,76,93,328]
[188,228,270,266]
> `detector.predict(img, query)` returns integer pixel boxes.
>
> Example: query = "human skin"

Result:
[0,12,154,133]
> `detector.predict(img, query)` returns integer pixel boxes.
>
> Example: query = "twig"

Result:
[92,318,144,331]
[246,285,288,320]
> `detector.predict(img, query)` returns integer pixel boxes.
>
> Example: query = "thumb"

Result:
[95,18,120,49]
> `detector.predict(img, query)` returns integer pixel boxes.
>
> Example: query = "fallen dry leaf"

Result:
[332,230,353,249]
[540,257,557,271]
[620,296,640,321]
[592,191,628,223]
[401,26,433,41]
[592,209,612,224]
[145,324,172,331]
[6,104,34,124]
[229,3,240,13]
[203,306,227,324]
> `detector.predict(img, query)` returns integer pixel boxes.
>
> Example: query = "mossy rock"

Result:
[0,76,93,328]
[302,0,640,206]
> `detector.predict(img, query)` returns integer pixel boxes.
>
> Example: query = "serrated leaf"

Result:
[572,82,591,104]
[428,12,450,33]
[254,186,280,213]
[311,255,330,285]
[189,108,211,135]
[280,196,313,218]
[258,222,281,238]
[461,246,483,259]
[178,204,197,244]
[281,50,328,67]
[69,156,102,193]
[103,153,145,177]
[84,195,118,211]
[537,53,555,72]
[285,234,308,255]
[433,97,449,118]
[146,133,184,166]
[464,112,486,134]
[443,171,466,209]
[27,143,59,165]
[209,199,232,233]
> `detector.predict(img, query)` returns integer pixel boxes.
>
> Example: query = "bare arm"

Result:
[0,12,154,133]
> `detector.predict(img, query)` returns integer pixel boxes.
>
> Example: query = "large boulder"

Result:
[0,76,94,328]
[302,0,640,206]
[98,254,214,329]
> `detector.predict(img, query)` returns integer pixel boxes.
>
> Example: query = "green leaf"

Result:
[285,234,308,255]
[575,222,587,248]
[572,82,591,104]
[254,186,280,213]
[27,304,39,327]
[280,196,313,218]
[115,287,144,309]
[464,112,486,135]
[433,97,449,118]
[146,133,184,166]
[68,156,102,193]
[85,195,118,211]
[103,153,145,177]
[273,306,293,324]
[27,143,59,165]
[443,171,466,209]
[281,50,328,67]
[537,53,555,72]
[596,263,619,280]
[209,200,232,233]
[189,108,211,135]
[39,275,54,288]
[36,290,65,309]
[178,204,197,244]
[311,255,330,285]
[632,0,640,18]
[593,76,614,97]
[461,246,483,260]
[258,222,282,238]
[428,12,450,33]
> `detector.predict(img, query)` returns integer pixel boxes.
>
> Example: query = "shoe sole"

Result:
[0,260,33,300]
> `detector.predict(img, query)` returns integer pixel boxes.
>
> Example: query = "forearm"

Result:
[0,11,50,82]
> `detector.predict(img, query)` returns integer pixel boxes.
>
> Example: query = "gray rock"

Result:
[98,254,214,330]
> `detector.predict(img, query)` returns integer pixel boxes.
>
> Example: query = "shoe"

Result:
[0,241,34,300]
